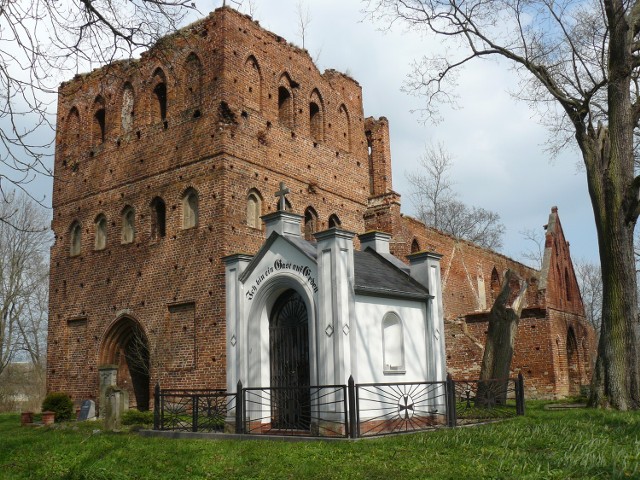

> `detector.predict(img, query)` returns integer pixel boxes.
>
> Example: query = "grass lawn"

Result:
[0,402,638,479]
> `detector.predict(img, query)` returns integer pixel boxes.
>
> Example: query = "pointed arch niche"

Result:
[185,53,203,118]
[99,316,150,411]
[309,89,324,143]
[152,67,168,126]
[337,104,351,152]
[247,189,262,229]
[92,96,106,146]
[278,74,295,130]
[245,55,262,111]
[121,83,135,133]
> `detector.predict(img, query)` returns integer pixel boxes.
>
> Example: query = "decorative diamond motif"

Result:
[325,324,334,337]
[230,335,237,347]
[342,324,350,336]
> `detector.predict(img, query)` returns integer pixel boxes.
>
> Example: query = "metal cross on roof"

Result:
[275,181,290,212]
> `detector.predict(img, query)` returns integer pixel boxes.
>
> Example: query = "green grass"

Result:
[0,402,639,479]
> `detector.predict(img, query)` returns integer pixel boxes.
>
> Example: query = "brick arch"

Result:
[411,238,420,253]
[63,106,81,157]
[278,72,295,129]
[309,88,324,143]
[304,206,318,241]
[92,95,106,146]
[566,326,580,396]
[99,315,150,410]
[184,53,203,117]
[244,54,262,111]
[337,103,351,152]
[69,219,82,256]
[120,82,135,133]
[151,67,168,124]
[247,188,263,229]
[180,186,199,229]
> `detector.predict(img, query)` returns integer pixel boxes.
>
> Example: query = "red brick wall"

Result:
[48,7,596,408]
[48,7,372,408]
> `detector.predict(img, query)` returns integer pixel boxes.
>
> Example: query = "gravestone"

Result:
[104,386,127,431]
[98,365,118,417]
[78,400,96,421]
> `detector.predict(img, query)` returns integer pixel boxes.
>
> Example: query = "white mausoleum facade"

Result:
[224,205,447,429]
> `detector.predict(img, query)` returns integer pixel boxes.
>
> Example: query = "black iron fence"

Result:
[450,374,525,424]
[240,383,348,437]
[153,374,525,438]
[354,379,448,437]
[153,386,236,432]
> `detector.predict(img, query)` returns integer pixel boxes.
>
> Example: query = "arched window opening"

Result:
[309,103,323,142]
[154,83,167,121]
[150,197,166,239]
[247,190,262,229]
[245,55,262,110]
[64,107,81,157]
[309,89,324,142]
[94,215,107,250]
[182,188,199,229]
[337,104,351,152]
[92,96,106,145]
[566,327,580,396]
[382,312,405,373]
[411,238,420,253]
[278,85,294,129]
[152,68,167,123]
[121,83,135,133]
[122,206,135,244]
[304,207,318,241]
[328,214,341,228]
[490,267,501,298]
[70,221,82,256]
[185,53,203,117]
[565,267,572,301]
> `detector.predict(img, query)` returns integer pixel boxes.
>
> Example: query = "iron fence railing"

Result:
[153,373,525,438]
[153,386,236,433]
[354,379,448,437]
[241,384,348,437]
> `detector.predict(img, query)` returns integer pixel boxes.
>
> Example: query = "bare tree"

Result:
[520,228,546,270]
[295,1,312,50]
[0,0,196,217]
[574,259,602,334]
[407,143,505,250]
[367,0,640,409]
[0,193,50,378]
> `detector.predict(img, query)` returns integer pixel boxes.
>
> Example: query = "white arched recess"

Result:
[243,273,319,390]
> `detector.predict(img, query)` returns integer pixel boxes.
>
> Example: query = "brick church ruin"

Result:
[47,6,595,412]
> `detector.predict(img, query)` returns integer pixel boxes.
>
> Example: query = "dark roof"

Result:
[353,250,430,300]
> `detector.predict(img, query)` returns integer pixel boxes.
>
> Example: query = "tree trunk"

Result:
[476,270,528,407]
[585,130,640,409]
[583,0,640,408]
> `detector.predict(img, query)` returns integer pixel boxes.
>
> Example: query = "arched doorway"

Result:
[269,289,310,430]
[99,317,150,411]
[566,327,581,397]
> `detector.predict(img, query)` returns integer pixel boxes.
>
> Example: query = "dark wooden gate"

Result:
[269,289,311,430]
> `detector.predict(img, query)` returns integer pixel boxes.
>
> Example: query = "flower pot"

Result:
[41,411,55,425]
[20,412,33,425]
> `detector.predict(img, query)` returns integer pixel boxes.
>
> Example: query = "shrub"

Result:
[121,409,154,426]
[41,392,74,422]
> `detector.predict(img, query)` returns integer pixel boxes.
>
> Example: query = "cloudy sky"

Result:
[20,0,599,266]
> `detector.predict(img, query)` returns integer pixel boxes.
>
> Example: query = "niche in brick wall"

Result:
[166,302,196,370]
